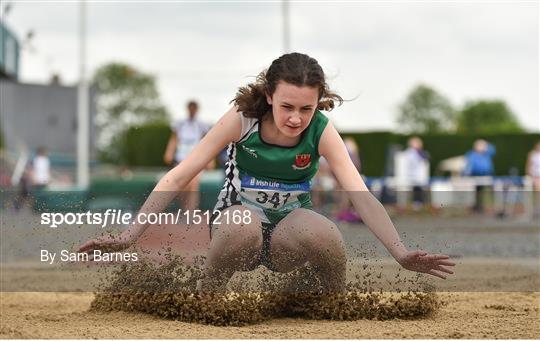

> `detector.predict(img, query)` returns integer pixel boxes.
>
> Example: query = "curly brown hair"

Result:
[232,53,343,119]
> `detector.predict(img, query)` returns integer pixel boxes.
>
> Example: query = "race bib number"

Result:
[240,174,310,210]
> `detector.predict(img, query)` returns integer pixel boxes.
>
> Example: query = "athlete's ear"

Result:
[266,92,273,106]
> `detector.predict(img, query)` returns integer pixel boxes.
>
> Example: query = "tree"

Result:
[397,84,456,134]
[457,100,523,134]
[92,63,169,162]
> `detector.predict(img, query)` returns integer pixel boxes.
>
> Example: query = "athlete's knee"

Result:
[297,222,346,267]
[206,227,262,273]
[270,208,347,273]
[212,225,262,253]
[269,235,306,272]
[211,208,263,251]
[308,224,345,253]
[283,208,316,226]
[282,209,339,240]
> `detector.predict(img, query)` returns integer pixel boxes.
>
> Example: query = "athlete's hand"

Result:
[77,231,136,256]
[396,250,455,279]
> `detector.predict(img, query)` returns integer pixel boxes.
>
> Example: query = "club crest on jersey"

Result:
[293,153,311,170]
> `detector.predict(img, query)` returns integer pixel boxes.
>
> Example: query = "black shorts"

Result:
[209,209,277,271]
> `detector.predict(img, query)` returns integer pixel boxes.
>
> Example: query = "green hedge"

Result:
[343,132,398,176]
[121,122,171,167]
[117,122,540,176]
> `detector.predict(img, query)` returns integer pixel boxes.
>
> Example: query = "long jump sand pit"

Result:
[1,215,538,338]
[1,291,538,338]
[1,258,539,339]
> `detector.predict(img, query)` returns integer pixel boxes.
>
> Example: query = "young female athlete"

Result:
[78,53,455,293]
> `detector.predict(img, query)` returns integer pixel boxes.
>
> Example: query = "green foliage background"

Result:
[396,84,525,135]
[117,122,171,166]
[397,84,456,133]
[456,100,524,134]
[92,62,170,163]
[116,122,539,176]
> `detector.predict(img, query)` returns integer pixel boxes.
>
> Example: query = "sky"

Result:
[3,1,539,132]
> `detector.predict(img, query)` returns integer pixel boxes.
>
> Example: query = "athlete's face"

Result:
[266,81,319,138]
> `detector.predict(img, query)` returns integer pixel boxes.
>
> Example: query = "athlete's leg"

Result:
[197,206,262,292]
[269,208,347,293]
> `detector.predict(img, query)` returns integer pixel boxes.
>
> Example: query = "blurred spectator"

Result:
[13,163,32,211]
[495,167,522,219]
[379,144,402,205]
[312,156,336,214]
[463,139,496,213]
[163,100,210,210]
[344,137,362,171]
[463,139,496,177]
[403,137,430,209]
[526,141,540,191]
[32,147,50,190]
[14,147,50,212]
[526,141,540,217]
[336,138,362,222]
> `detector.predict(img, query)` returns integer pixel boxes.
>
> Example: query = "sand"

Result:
[1,257,539,339]
[1,291,539,339]
[1,214,538,338]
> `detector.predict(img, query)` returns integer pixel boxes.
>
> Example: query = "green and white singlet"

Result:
[214,110,329,224]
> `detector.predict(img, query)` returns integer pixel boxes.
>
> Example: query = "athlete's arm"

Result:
[319,122,454,279]
[78,107,242,253]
